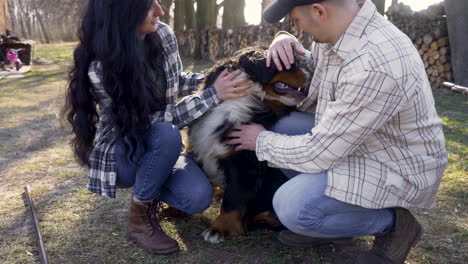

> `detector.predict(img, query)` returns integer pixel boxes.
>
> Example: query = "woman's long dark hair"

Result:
[64,0,165,166]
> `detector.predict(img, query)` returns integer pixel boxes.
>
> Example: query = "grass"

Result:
[0,42,466,264]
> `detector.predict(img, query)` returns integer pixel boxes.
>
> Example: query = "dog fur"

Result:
[187,47,310,243]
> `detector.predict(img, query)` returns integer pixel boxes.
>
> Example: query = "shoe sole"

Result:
[127,235,180,255]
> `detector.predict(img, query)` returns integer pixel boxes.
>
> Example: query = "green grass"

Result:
[0,42,466,264]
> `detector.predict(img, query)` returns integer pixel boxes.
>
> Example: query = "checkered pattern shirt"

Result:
[256,0,448,209]
[86,22,221,198]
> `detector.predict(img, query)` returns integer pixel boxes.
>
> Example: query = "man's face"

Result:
[290,5,329,43]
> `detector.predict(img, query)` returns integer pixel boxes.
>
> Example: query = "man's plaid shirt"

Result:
[256,0,448,209]
[86,23,221,198]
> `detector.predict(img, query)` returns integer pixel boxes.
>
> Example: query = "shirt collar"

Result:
[327,0,377,59]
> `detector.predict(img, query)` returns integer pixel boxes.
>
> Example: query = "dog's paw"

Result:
[202,228,226,243]
[201,209,245,243]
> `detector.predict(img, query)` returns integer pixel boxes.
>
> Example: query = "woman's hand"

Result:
[213,69,253,100]
[225,123,266,151]
[267,33,306,71]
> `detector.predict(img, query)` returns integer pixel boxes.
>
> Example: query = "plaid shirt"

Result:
[256,0,448,209]
[86,22,221,198]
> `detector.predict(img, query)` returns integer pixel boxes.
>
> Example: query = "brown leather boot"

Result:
[278,230,354,247]
[127,196,180,255]
[356,208,423,264]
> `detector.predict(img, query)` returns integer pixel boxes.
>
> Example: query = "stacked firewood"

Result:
[387,3,452,88]
[208,28,222,61]
[187,29,197,57]
[223,29,236,57]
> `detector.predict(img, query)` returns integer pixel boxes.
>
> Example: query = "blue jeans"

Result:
[115,122,213,214]
[271,112,395,238]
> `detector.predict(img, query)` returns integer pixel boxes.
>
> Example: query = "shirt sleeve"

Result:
[256,70,407,173]
[88,61,222,130]
[177,54,206,97]
[151,85,222,129]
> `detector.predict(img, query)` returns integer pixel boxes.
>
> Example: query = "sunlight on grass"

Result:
[0,43,466,264]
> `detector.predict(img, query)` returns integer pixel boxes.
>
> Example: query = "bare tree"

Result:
[0,0,9,34]
[222,0,246,29]
[196,0,217,30]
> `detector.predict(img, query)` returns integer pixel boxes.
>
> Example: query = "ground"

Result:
[0,43,466,264]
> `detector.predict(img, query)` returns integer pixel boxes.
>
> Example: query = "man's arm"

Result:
[230,71,408,173]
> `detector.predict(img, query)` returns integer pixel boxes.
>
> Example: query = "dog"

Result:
[187,47,310,243]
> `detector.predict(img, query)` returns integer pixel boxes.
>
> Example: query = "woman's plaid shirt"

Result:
[86,23,221,198]
[256,1,448,209]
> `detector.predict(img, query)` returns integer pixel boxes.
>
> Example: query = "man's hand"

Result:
[225,124,266,151]
[267,33,306,71]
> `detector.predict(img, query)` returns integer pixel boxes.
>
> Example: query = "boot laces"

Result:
[147,200,163,230]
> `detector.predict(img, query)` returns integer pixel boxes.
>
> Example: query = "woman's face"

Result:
[138,0,165,36]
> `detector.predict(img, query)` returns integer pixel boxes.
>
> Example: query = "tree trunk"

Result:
[222,0,246,29]
[0,0,9,34]
[174,0,185,31]
[32,0,50,43]
[160,0,173,24]
[444,0,468,86]
[372,0,386,15]
[16,0,31,38]
[185,0,196,29]
[196,0,217,30]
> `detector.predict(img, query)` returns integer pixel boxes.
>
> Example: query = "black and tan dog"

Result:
[187,47,309,243]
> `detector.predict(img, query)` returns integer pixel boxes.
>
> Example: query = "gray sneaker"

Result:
[278,230,354,247]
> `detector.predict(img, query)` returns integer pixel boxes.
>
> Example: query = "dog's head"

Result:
[203,47,310,107]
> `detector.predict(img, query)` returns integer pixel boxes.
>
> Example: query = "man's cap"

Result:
[262,0,326,24]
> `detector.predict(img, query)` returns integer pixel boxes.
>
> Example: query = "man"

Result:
[226,0,448,263]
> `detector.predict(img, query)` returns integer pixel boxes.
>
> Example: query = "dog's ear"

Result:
[238,56,278,85]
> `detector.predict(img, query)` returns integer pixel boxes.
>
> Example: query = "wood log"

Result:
[437,37,448,47]
[433,50,440,60]
[439,46,449,56]
[430,41,439,51]
[427,67,434,76]
[437,64,445,74]
[429,56,436,65]
[424,61,429,69]
[439,55,448,64]
[416,37,423,45]
[444,72,453,81]
[423,34,433,45]
[421,43,429,52]
[423,53,429,61]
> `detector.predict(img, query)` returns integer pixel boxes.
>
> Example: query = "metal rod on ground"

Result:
[24,186,49,264]
[442,82,468,95]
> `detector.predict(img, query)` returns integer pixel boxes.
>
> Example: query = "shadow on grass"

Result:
[0,113,70,173]
[0,70,68,94]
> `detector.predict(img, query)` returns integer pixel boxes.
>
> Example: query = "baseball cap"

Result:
[262,0,326,24]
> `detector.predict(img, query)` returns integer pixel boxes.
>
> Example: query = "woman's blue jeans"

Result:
[271,112,395,238]
[115,122,212,214]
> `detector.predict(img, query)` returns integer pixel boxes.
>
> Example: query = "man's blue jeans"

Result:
[115,122,212,214]
[271,112,395,238]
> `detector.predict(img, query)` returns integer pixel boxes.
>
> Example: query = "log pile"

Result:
[387,3,452,88]
[175,3,453,90]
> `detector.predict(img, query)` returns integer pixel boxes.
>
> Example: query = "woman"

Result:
[64,0,252,255]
